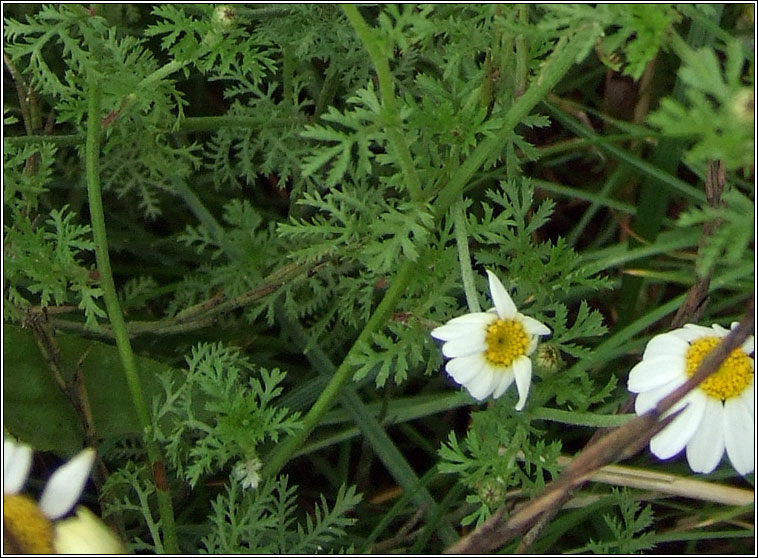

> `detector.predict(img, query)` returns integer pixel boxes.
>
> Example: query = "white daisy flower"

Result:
[627,322,755,476]
[3,436,124,554]
[232,456,263,490]
[431,270,551,409]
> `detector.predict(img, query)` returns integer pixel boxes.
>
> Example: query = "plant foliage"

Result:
[3,3,753,555]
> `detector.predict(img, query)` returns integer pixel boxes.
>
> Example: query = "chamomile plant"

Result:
[4,3,753,554]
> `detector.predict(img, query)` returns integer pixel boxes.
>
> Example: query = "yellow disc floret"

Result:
[685,336,754,400]
[485,319,529,367]
[3,494,55,554]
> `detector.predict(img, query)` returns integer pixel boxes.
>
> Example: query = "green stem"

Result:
[454,199,481,312]
[178,115,303,132]
[169,178,224,240]
[3,134,85,147]
[432,24,602,216]
[342,5,422,202]
[262,259,418,478]
[513,4,530,98]
[2,116,304,147]
[282,42,295,108]
[530,407,634,428]
[85,75,178,554]
[139,59,189,91]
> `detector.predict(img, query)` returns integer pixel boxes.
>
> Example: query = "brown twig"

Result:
[670,159,725,329]
[444,303,754,554]
[48,259,325,339]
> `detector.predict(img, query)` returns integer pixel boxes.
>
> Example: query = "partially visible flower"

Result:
[3,436,124,554]
[233,456,263,490]
[431,270,551,409]
[55,507,126,554]
[628,322,755,475]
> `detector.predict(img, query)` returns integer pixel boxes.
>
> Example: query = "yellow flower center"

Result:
[3,494,55,554]
[485,319,529,367]
[685,336,754,400]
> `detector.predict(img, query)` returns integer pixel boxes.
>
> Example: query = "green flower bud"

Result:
[212,5,237,31]
[730,88,754,124]
[476,476,507,508]
[534,343,563,374]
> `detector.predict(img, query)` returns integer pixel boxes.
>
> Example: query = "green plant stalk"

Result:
[178,115,304,132]
[342,4,422,202]
[3,116,303,147]
[433,25,602,216]
[513,4,530,98]
[454,199,481,312]
[530,408,634,428]
[262,258,418,477]
[282,42,296,108]
[85,76,178,554]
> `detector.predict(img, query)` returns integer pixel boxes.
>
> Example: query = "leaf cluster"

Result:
[150,342,301,488]
[202,476,361,554]
[533,4,681,80]
[677,188,755,277]
[648,39,754,171]
[438,401,562,527]
[4,199,105,327]
[586,488,656,554]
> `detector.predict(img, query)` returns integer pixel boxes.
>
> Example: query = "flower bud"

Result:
[212,5,237,31]
[533,343,563,374]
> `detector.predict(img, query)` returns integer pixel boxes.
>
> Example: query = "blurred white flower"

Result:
[3,436,124,553]
[431,270,551,409]
[628,322,754,475]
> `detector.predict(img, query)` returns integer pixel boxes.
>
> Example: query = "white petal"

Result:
[627,355,686,393]
[642,333,689,360]
[650,393,706,460]
[519,315,551,337]
[486,270,517,319]
[711,323,729,336]
[441,331,487,358]
[738,376,753,413]
[512,356,533,411]
[446,354,487,385]
[634,377,680,414]
[685,397,725,474]
[491,370,515,399]
[632,369,688,413]
[525,335,540,356]
[740,335,754,355]
[39,448,95,520]
[431,322,470,341]
[3,438,32,495]
[431,313,492,341]
[723,397,754,475]
[465,367,497,400]
[53,506,125,554]
[446,312,496,326]
[682,324,717,337]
